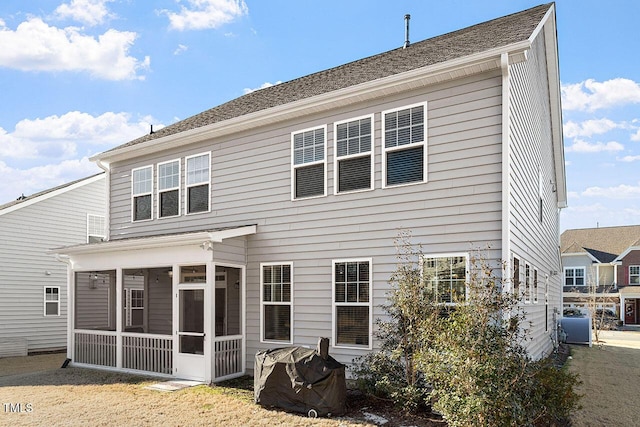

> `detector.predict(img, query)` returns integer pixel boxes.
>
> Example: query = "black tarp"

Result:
[254,339,346,417]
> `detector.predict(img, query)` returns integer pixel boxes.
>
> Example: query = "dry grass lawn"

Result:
[0,353,440,426]
[568,340,640,426]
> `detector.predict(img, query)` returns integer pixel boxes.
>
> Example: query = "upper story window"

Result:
[186,153,210,214]
[382,103,427,187]
[423,254,468,304]
[158,159,181,218]
[334,115,374,194]
[333,259,372,348]
[564,267,585,286]
[630,266,640,285]
[132,165,153,221]
[87,214,106,243]
[292,126,326,199]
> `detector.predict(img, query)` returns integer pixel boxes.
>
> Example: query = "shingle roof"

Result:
[0,173,104,212]
[560,226,640,262]
[105,3,552,154]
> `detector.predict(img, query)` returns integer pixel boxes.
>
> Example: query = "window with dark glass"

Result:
[158,159,180,218]
[132,166,152,221]
[383,104,426,187]
[564,267,585,286]
[334,260,371,347]
[186,153,210,214]
[292,127,325,199]
[261,263,292,342]
[335,116,373,193]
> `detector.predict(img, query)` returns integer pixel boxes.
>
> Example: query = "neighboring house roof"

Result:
[99,3,552,155]
[0,173,105,217]
[560,225,640,263]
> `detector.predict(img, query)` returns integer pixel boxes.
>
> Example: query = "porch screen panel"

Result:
[179,289,204,355]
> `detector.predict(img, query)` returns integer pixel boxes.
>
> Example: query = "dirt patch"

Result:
[568,343,640,426]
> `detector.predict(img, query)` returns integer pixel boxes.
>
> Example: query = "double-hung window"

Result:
[513,257,520,295]
[564,267,585,286]
[44,286,60,316]
[333,259,372,348]
[630,266,640,285]
[261,263,292,343]
[132,166,153,221]
[382,103,427,187]
[334,115,374,193]
[292,126,326,199]
[186,153,210,214]
[423,254,468,304]
[87,214,106,243]
[524,263,531,303]
[158,159,181,218]
[124,288,144,327]
[533,269,539,303]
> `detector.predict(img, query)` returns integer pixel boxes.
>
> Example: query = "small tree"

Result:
[584,265,619,343]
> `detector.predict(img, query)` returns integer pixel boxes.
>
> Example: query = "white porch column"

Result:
[116,267,123,368]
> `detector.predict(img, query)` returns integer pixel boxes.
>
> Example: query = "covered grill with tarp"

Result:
[254,338,346,417]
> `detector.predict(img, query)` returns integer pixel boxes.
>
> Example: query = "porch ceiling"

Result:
[53,225,257,256]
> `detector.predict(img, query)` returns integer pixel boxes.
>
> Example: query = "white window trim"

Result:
[381,101,428,189]
[630,265,640,285]
[185,152,211,215]
[291,125,327,200]
[332,258,373,350]
[260,262,293,344]
[524,263,531,304]
[533,268,539,304]
[564,266,586,286]
[421,252,469,305]
[157,158,182,219]
[124,288,144,327]
[44,286,60,317]
[333,114,375,195]
[131,165,154,222]
[86,214,106,243]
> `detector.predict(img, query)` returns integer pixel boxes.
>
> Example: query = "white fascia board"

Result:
[0,174,105,217]
[53,225,257,256]
[613,246,640,263]
[92,42,531,165]
[535,4,567,208]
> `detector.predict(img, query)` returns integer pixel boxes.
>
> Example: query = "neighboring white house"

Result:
[54,3,566,383]
[0,174,106,357]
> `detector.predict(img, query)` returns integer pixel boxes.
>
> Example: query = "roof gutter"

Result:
[91,41,532,165]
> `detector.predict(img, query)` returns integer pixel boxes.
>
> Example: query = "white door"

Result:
[175,286,206,380]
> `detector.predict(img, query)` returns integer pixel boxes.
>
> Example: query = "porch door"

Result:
[176,286,206,380]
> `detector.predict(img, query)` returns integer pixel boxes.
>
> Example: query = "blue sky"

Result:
[0,0,639,232]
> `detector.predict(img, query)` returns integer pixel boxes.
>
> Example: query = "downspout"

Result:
[95,159,111,241]
[55,254,74,362]
[500,52,511,289]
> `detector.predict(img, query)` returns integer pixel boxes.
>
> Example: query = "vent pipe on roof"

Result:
[149,124,154,135]
[403,14,411,49]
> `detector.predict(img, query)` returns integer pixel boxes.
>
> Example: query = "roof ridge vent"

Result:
[403,14,411,49]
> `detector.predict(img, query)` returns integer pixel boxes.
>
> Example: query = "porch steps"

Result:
[144,379,203,392]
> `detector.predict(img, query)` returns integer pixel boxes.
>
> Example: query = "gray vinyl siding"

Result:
[508,32,562,358]
[148,274,172,335]
[107,72,505,367]
[0,176,106,352]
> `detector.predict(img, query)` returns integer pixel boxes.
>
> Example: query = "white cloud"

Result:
[563,118,620,138]
[631,129,640,142]
[173,44,188,55]
[54,0,115,26]
[0,111,156,160]
[0,17,149,80]
[243,81,282,94]
[561,78,640,112]
[564,138,624,153]
[162,0,248,31]
[618,155,640,162]
[582,183,640,199]
[0,157,102,204]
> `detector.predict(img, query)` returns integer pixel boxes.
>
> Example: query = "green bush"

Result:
[352,235,582,426]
